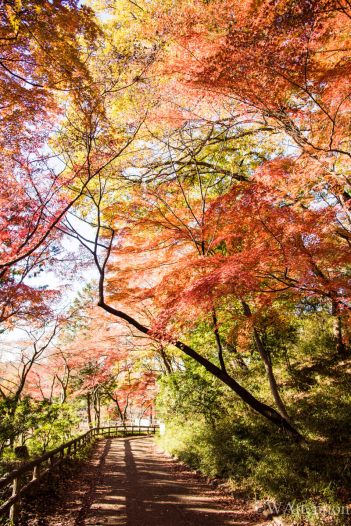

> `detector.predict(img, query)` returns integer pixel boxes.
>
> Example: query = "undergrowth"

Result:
[157,313,351,526]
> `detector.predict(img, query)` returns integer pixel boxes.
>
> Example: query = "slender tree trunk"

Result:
[241,301,292,424]
[87,393,92,429]
[212,308,226,372]
[109,394,127,430]
[150,402,154,425]
[117,401,126,428]
[159,346,173,374]
[332,301,347,355]
[94,395,101,428]
[253,328,292,423]
[123,405,128,425]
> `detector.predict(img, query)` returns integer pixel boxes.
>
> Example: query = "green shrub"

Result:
[156,312,351,526]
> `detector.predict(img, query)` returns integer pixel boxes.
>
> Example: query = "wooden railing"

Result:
[0,425,158,523]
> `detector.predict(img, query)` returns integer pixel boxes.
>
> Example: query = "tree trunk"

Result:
[159,346,173,374]
[94,395,101,428]
[108,393,127,430]
[332,301,347,355]
[212,308,226,372]
[253,328,292,423]
[241,301,292,424]
[87,393,92,429]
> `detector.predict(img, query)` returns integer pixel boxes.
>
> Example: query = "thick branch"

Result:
[98,298,301,439]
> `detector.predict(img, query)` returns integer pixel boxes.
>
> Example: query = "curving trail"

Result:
[23,436,264,526]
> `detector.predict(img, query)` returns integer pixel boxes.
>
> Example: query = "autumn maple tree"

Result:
[2,0,351,466]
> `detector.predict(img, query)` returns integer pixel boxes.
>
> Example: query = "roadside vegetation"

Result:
[157,310,351,525]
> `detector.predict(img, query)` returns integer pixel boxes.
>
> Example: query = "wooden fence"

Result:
[0,425,158,523]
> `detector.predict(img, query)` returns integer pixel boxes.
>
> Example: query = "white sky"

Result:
[0,214,99,356]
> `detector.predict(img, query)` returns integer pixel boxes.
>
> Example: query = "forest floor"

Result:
[19,436,269,526]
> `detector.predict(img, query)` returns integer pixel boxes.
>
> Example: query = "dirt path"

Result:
[23,436,264,526]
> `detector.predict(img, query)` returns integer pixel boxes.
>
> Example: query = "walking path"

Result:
[23,436,264,526]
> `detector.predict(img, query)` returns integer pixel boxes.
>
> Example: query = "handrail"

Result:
[0,424,159,522]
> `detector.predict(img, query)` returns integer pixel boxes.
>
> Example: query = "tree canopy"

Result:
[1,1,351,520]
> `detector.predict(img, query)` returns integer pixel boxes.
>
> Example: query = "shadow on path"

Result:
[83,436,259,526]
[74,439,111,526]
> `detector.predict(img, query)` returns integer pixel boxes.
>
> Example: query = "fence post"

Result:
[9,476,21,524]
